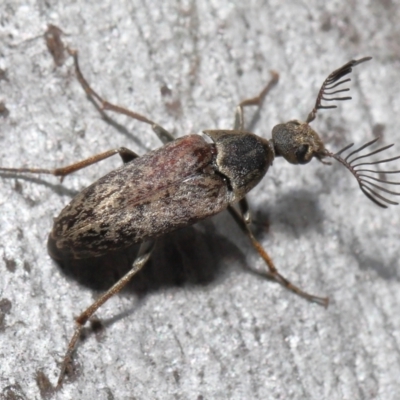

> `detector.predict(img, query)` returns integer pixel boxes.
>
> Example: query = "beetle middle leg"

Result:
[56,240,155,389]
[0,147,138,180]
[68,48,175,145]
[228,201,329,307]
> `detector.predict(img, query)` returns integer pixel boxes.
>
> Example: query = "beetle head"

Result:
[269,57,400,208]
[271,57,374,166]
[272,120,327,165]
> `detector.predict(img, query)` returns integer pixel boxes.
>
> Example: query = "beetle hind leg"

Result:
[56,240,155,389]
[68,48,174,144]
[234,71,279,131]
[228,202,329,307]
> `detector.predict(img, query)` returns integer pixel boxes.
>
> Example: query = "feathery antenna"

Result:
[306,57,372,124]
[325,137,400,208]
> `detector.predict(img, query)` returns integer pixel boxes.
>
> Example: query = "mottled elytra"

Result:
[1,49,399,390]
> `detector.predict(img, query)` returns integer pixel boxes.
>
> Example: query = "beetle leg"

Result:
[0,147,138,181]
[227,205,329,307]
[238,197,252,224]
[68,48,175,144]
[234,71,279,131]
[56,240,155,389]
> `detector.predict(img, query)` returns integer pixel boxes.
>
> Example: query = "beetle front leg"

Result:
[238,196,252,224]
[227,204,329,307]
[68,48,175,144]
[234,71,279,131]
[56,240,155,389]
[0,147,138,181]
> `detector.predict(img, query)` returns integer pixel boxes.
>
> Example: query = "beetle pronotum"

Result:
[1,49,399,388]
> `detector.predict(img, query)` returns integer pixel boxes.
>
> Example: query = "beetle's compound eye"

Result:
[295,144,310,164]
[272,121,326,165]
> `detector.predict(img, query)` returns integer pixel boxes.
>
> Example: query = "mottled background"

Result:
[1,1,400,399]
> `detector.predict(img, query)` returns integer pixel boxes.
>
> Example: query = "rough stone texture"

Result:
[1,1,400,399]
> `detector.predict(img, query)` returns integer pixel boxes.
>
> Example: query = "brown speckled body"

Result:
[48,135,230,259]
[48,132,274,261]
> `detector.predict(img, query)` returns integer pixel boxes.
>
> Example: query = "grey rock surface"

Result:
[1,1,400,399]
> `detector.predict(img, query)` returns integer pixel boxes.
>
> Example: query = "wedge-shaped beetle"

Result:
[1,51,400,388]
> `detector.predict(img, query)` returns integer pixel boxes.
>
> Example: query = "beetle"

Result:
[1,49,399,388]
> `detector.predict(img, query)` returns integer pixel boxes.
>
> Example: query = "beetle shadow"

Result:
[81,93,160,151]
[53,189,325,302]
[53,219,243,297]
[252,187,400,282]
[348,233,400,281]
[251,188,325,238]
[0,173,79,199]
